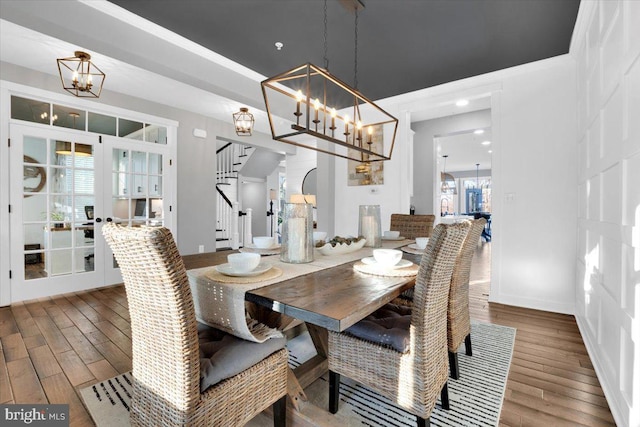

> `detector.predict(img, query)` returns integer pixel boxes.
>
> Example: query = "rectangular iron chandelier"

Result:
[261,63,398,163]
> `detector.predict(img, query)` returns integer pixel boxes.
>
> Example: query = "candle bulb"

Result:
[357,121,363,143]
[313,98,320,121]
[367,126,373,143]
[343,114,350,141]
[294,90,303,124]
[330,108,336,128]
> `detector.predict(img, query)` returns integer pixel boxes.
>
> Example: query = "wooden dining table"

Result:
[245,251,422,409]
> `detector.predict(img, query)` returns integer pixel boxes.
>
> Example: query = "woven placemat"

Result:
[203,266,283,283]
[400,245,424,255]
[239,246,281,256]
[352,261,419,277]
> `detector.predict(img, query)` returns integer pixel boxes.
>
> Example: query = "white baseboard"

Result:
[488,292,575,315]
[575,316,626,427]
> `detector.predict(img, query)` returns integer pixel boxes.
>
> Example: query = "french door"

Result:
[9,123,172,302]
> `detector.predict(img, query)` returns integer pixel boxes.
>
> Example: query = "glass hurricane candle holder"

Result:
[358,205,382,248]
[281,202,314,263]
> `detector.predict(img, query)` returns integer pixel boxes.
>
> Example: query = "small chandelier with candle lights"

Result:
[233,107,255,136]
[441,155,457,195]
[261,0,397,163]
[57,51,105,98]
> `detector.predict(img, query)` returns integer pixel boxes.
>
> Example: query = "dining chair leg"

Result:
[448,351,460,380]
[417,416,430,427]
[329,370,340,414]
[440,382,450,410]
[465,333,473,356]
[273,395,287,427]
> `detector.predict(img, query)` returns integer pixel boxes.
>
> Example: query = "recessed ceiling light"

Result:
[488,150,493,154]
[455,99,469,107]
[481,140,491,145]
[275,42,284,50]
[474,129,484,135]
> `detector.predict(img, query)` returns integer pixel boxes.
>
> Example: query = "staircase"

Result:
[216,142,253,249]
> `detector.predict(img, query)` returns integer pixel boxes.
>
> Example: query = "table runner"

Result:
[187,239,413,342]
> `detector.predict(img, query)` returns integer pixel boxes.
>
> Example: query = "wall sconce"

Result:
[57,51,105,98]
[233,107,254,136]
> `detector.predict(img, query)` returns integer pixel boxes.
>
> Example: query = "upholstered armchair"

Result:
[102,224,288,426]
[328,222,470,427]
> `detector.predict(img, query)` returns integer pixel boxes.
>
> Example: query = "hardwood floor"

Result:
[0,243,616,426]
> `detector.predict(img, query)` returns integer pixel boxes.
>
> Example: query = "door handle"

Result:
[95,217,102,223]
[106,217,113,222]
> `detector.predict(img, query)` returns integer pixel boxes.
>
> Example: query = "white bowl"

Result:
[372,249,403,268]
[253,236,275,249]
[383,230,400,239]
[313,231,327,242]
[415,237,429,249]
[227,252,260,273]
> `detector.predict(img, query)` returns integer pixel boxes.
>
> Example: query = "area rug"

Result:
[80,322,515,427]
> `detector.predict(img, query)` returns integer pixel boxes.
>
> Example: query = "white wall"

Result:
[573,1,640,426]
[240,180,267,237]
[492,57,578,315]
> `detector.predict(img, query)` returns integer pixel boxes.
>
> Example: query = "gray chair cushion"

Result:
[344,303,412,353]
[197,323,286,392]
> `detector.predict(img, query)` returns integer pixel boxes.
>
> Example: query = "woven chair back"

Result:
[447,218,486,351]
[390,214,436,238]
[102,224,201,414]
[411,222,470,363]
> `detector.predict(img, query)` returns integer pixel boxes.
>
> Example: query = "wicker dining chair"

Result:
[102,224,288,427]
[390,213,436,238]
[328,222,470,427]
[447,218,486,379]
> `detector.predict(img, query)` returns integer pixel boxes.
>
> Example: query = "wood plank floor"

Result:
[0,243,616,426]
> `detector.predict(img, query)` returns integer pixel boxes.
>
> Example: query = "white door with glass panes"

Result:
[103,137,171,284]
[9,123,173,302]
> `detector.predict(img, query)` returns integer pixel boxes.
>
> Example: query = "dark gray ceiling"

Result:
[109,0,580,101]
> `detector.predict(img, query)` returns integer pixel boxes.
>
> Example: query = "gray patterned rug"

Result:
[80,322,515,427]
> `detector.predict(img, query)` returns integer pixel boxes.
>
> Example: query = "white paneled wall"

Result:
[573,1,640,426]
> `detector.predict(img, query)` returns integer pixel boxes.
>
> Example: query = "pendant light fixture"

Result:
[233,107,255,136]
[475,163,480,188]
[57,51,105,98]
[261,0,398,163]
[441,155,457,195]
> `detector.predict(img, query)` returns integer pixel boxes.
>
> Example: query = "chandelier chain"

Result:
[354,7,359,90]
[323,0,329,70]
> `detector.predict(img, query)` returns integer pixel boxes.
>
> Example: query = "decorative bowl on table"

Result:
[227,252,261,273]
[317,236,366,256]
[253,236,275,249]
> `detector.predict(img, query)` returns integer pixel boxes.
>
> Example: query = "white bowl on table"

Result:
[415,237,429,250]
[253,236,275,249]
[383,230,400,239]
[227,252,261,273]
[416,237,429,250]
[372,249,403,268]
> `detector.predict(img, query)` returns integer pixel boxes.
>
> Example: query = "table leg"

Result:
[287,367,307,411]
[306,323,328,358]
